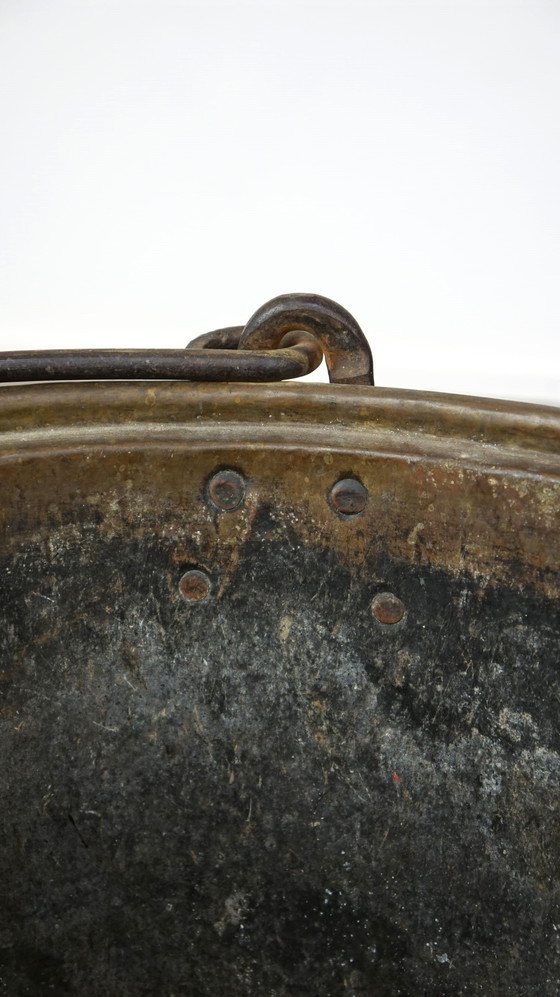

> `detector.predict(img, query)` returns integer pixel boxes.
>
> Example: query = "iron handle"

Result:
[0,294,374,386]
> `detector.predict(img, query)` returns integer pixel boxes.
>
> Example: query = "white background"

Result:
[1,0,559,403]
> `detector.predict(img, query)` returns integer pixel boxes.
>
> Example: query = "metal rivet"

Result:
[207,469,246,511]
[329,478,368,517]
[179,570,211,603]
[371,592,405,625]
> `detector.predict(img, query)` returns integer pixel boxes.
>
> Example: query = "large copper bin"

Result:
[0,298,559,995]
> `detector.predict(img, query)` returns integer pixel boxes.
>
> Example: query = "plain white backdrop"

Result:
[1,0,559,403]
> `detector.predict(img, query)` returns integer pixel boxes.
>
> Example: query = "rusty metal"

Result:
[0,293,373,386]
[238,292,374,384]
[179,569,212,603]
[187,292,374,385]
[207,469,246,512]
[0,336,322,383]
[329,476,369,516]
[0,298,559,996]
[371,591,406,625]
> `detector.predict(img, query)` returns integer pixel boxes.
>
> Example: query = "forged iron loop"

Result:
[239,293,374,385]
[189,294,374,385]
[0,294,372,385]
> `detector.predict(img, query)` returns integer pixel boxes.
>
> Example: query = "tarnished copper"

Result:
[0,296,558,995]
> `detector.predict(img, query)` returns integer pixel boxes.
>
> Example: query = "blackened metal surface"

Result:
[0,380,559,996]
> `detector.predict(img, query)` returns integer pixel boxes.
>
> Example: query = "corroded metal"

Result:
[0,335,322,383]
[179,569,212,603]
[371,591,406,625]
[0,293,374,386]
[188,293,374,385]
[0,373,559,995]
[238,292,374,384]
[329,477,369,517]
[206,469,247,512]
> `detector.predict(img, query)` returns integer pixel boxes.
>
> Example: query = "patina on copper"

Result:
[0,296,558,996]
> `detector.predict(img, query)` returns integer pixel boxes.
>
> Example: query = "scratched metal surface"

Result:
[0,381,559,995]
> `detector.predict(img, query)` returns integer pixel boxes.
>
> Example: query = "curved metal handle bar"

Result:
[0,336,323,384]
[238,293,374,385]
[0,294,371,385]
